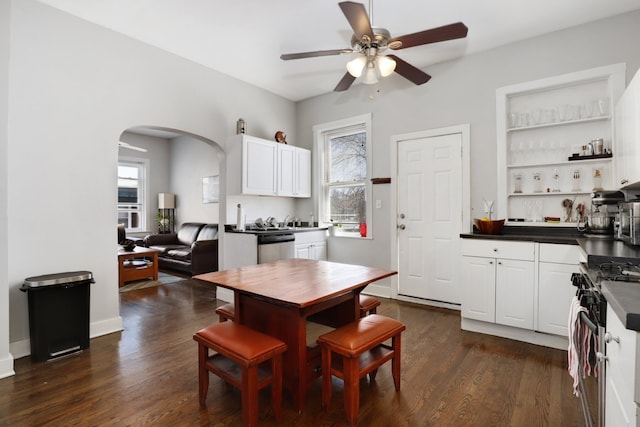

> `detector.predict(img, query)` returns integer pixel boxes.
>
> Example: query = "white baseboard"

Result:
[361,283,391,298]
[0,354,15,379]
[90,316,123,339]
[217,287,234,303]
[396,294,462,311]
[9,316,124,362]
[461,317,568,350]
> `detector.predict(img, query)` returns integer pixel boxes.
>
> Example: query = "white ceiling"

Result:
[37,0,640,102]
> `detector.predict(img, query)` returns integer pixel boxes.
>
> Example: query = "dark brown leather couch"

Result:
[143,222,219,275]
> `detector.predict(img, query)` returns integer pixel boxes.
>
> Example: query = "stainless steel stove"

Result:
[571,261,640,427]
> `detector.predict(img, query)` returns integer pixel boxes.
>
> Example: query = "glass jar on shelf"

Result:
[593,168,603,191]
[571,169,582,192]
[513,171,523,193]
[533,172,543,193]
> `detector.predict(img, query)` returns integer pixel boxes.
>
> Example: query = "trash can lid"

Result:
[23,271,94,288]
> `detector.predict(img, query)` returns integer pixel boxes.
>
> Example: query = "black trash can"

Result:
[20,271,94,362]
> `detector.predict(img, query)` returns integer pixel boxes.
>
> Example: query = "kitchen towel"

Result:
[567,296,588,396]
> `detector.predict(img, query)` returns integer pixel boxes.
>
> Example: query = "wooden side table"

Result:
[118,247,160,287]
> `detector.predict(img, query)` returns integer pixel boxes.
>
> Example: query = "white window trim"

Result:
[313,113,373,239]
[118,156,150,233]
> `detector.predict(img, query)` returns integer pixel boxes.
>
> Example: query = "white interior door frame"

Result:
[389,124,471,300]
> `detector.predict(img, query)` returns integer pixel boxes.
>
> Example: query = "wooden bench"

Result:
[215,303,235,322]
[216,294,380,323]
[193,322,287,426]
[316,314,406,425]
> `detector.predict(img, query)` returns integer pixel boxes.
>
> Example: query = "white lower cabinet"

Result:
[605,305,639,427]
[294,230,327,261]
[461,240,535,326]
[462,239,579,346]
[605,307,638,426]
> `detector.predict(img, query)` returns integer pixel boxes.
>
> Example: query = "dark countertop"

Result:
[460,225,582,245]
[461,226,640,331]
[224,225,328,236]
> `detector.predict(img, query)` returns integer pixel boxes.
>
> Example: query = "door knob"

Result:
[399,213,405,219]
[397,224,406,230]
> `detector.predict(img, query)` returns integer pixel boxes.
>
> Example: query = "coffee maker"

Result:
[582,191,625,235]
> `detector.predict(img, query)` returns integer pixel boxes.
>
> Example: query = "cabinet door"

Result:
[537,262,577,336]
[615,68,640,188]
[312,241,327,261]
[461,256,496,323]
[277,144,296,196]
[243,138,277,195]
[495,259,534,329]
[605,305,637,427]
[295,147,311,198]
[294,243,311,259]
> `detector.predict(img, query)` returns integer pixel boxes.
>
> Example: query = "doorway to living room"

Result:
[117,126,225,289]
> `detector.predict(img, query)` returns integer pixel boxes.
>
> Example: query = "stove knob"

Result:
[605,332,620,344]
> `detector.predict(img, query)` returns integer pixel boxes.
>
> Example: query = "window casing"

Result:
[117,160,147,233]
[315,114,372,238]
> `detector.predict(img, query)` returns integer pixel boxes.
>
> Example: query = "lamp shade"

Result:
[377,56,396,77]
[158,193,175,209]
[346,56,367,78]
[362,64,378,85]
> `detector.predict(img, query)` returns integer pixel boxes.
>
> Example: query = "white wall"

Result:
[170,135,220,225]
[0,0,13,378]
[3,0,295,371]
[296,10,640,274]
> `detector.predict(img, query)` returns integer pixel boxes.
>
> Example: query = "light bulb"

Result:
[362,64,378,85]
[346,56,366,78]
[377,56,396,77]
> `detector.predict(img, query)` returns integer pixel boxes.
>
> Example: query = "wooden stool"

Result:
[358,295,380,317]
[215,303,235,322]
[316,314,405,425]
[193,322,287,427]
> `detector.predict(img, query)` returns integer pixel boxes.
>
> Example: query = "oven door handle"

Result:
[579,312,599,335]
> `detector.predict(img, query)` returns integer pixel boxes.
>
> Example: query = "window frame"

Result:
[117,157,149,233]
[313,113,372,239]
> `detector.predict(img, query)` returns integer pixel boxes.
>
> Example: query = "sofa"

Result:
[143,222,219,275]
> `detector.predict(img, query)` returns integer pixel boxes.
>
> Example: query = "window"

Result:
[117,160,147,232]
[314,114,372,238]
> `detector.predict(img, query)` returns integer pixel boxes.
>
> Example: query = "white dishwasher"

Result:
[257,233,295,263]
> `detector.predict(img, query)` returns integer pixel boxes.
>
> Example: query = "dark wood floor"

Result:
[0,278,585,426]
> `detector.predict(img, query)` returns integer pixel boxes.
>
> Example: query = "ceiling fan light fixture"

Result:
[377,55,396,77]
[346,56,367,77]
[362,63,378,85]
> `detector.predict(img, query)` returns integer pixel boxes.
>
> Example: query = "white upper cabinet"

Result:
[614,67,640,189]
[496,64,626,225]
[227,135,311,198]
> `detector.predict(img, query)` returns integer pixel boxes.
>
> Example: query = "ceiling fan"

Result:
[280,1,468,92]
[118,141,147,152]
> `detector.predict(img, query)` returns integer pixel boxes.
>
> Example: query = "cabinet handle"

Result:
[497,261,502,265]
[489,261,493,265]
[621,179,629,185]
[605,332,620,344]
[493,248,498,252]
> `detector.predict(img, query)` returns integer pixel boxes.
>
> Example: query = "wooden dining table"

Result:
[194,258,397,412]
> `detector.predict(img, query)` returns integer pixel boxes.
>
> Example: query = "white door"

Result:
[397,132,463,303]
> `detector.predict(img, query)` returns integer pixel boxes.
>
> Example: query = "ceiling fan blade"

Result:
[339,1,373,43]
[389,22,468,50]
[334,72,357,92]
[387,55,431,85]
[280,49,353,60]
[118,141,148,152]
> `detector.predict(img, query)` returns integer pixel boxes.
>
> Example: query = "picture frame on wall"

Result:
[202,175,219,203]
